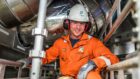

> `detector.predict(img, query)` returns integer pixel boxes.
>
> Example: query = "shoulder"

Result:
[54,35,67,44]
[89,36,103,45]
[89,36,100,41]
[92,37,100,40]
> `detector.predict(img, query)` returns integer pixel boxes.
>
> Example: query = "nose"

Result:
[76,23,81,29]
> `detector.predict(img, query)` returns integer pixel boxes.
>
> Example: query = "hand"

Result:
[77,60,96,79]
[17,58,31,68]
[58,76,74,79]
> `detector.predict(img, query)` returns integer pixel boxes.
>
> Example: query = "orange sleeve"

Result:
[91,38,119,69]
[42,40,60,64]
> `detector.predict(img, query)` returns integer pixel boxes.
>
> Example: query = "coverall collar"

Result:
[62,33,89,42]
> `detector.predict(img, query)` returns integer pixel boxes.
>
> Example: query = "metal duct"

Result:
[0,0,39,27]
[80,0,111,31]
[0,0,53,28]
[45,0,72,32]
[19,1,72,45]
[46,15,67,32]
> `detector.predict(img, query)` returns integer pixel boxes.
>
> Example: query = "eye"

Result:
[70,20,86,25]
[71,20,77,24]
[80,22,86,25]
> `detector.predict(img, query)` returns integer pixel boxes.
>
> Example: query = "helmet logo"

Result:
[80,11,84,16]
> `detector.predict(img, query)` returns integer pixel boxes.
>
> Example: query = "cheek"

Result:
[79,26,86,32]
[82,26,86,30]
[70,24,76,29]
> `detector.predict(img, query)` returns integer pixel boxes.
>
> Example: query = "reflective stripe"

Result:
[99,56,111,66]
[88,35,92,39]
[64,40,67,43]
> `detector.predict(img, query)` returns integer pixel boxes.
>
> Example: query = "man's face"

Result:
[69,20,86,39]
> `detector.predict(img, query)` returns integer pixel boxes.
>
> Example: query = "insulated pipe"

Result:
[0,0,39,27]
[30,0,48,79]
[103,0,134,42]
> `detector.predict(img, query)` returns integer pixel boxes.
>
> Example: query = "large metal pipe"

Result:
[0,0,39,27]
[104,0,134,42]
[30,0,48,79]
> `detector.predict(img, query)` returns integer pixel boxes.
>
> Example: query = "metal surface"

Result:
[99,0,120,38]
[104,0,134,42]
[135,0,140,79]
[45,0,71,33]
[0,25,28,60]
[30,0,48,79]
[0,0,39,27]
[6,0,34,22]
[24,0,39,15]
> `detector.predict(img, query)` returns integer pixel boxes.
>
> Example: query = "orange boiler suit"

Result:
[42,33,119,79]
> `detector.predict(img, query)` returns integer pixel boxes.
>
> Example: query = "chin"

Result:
[75,32,83,36]
[73,34,82,37]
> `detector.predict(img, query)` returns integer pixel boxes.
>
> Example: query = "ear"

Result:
[85,22,91,32]
[63,19,70,30]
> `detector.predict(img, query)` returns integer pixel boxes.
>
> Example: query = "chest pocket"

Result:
[69,47,89,62]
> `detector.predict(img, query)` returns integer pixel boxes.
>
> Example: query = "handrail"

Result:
[104,0,134,42]
[99,0,120,38]
[0,59,23,79]
[107,56,138,71]
[0,59,21,66]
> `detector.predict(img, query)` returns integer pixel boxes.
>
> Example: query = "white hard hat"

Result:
[68,4,89,22]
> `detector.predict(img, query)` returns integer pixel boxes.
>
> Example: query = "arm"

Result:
[42,39,60,64]
[91,38,119,69]
[17,39,60,68]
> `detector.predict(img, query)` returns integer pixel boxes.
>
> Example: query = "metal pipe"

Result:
[17,67,22,78]
[135,0,140,79]
[30,0,48,79]
[118,70,125,79]
[105,72,108,79]
[110,71,114,79]
[99,0,120,39]
[107,56,138,71]
[0,64,5,79]
[117,0,121,16]
[104,0,134,42]
[0,59,21,66]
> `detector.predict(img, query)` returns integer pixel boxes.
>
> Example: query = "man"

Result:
[42,4,119,79]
